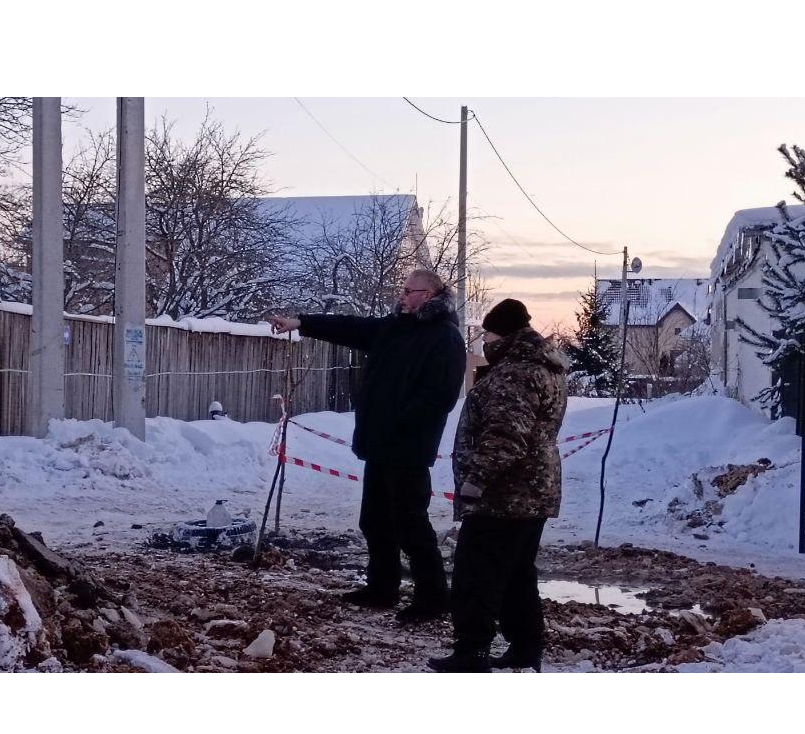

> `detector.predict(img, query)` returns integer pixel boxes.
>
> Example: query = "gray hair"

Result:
[409,269,446,294]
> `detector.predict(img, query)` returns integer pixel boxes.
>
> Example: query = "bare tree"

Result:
[0,97,82,177]
[0,181,32,303]
[1,130,118,313]
[0,259,31,302]
[289,194,415,316]
[0,97,32,175]
[146,113,297,320]
[3,112,297,320]
[285,196,490,318]
[423,200,491,308]
[62,130,117,313]
[673,323,712,393]
[0,184,29,262]
[546,319,575,350]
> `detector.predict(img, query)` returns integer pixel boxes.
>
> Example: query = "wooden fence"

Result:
[0,309,357,436]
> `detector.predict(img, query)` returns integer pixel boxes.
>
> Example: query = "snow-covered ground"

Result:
[2,393,804,672]
[675,619,805,673]
[618,618,805,674]
[552,394,804,575]
[1,393,801,572]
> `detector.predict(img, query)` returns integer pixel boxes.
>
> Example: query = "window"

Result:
[737,288,760,300]
[674,327,682,335]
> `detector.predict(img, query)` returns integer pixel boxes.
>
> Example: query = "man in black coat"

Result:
[268,270,466,622]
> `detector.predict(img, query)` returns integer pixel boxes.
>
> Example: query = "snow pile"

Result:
[0,555,43,671]
[547,394,803,564]
[0,392,802,569]
[677,619,805,673]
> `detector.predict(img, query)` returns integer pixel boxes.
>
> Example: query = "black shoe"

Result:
[489,645,542,672]
[395,599,448,624]
[427,650,491,673]
[341,587,398,609]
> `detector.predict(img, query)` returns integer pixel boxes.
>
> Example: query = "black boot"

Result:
[489,645,542,671]
[341,587,398,609]
[427,649,491,673]
[395,597,449,624]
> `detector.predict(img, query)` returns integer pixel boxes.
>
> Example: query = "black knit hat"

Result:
[482,298,531,336]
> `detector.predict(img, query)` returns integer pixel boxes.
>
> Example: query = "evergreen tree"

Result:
[567,284,621,396]
[738,144,805,417]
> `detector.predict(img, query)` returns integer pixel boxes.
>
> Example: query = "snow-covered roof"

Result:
[258,195,418,245]
[710,204,805,281]
[597,278,710,326]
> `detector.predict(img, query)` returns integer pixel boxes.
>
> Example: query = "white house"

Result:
[709,205,805,418]
[597,277,710,387]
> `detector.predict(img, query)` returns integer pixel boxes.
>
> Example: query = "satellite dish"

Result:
[630,257,642,274]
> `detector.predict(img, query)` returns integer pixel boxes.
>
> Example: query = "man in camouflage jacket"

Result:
[429,298,568,673]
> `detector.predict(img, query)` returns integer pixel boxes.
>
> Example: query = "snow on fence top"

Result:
[0,301,300,341]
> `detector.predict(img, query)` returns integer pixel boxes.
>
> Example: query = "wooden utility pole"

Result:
[457,105,468,348]
[619,246,629,347]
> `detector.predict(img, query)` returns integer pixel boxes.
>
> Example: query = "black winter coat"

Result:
[298,292,466,467]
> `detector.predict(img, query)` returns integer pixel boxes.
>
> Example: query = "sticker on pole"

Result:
[123,324,145,385]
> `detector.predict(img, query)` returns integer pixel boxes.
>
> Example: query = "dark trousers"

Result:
[359,462,448,603]
[451,515,547,653]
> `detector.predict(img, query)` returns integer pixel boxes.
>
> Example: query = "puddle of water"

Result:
[539,579,711,618]
[539,579,649,614]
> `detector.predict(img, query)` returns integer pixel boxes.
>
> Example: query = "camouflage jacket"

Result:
[452,327,569,521]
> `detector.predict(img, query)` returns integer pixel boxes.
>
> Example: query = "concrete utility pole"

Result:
[619,245,629,347]
[457,105,468,347]
[113,98,147,440]
[28,98,65,438]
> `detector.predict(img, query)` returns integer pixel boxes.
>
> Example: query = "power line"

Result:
[471,112,621,257]
[468,194,548,266]
[402,97,475,125]
[293,98,396,189]
[401,98,620,257]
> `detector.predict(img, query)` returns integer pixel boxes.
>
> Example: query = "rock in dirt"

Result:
[243,629,276,659]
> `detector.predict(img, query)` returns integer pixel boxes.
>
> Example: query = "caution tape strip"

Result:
[287,419,611,457]
[559,429,611,459]
[288,420,350,447]
[269,395,612,501]
[559,428,612,443]
[278,452,456,502]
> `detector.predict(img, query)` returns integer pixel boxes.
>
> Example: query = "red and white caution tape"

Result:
[267,391,612,500]
[286,417,611,457]
[280,452,361,482]
[558,428,611,444]
[268,428,283,457]
[268,394,286,456]
[277,432,611,499]
[288,419,450,459]
[278,452,456,502]
[560,428,612,459]
[288,420,350,447]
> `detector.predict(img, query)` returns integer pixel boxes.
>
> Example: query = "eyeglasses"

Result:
[402,288,430,296]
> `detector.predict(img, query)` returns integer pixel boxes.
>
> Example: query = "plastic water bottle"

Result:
[206,500,231,528]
